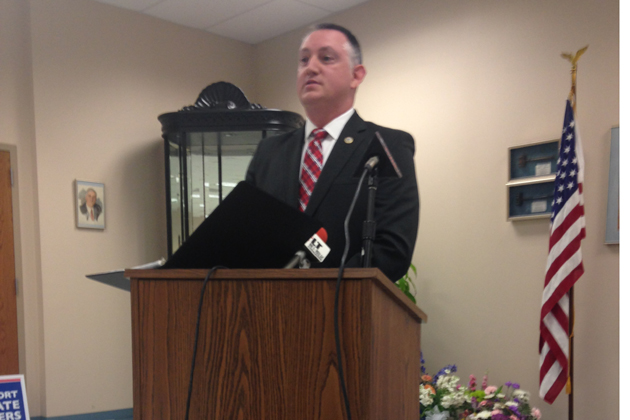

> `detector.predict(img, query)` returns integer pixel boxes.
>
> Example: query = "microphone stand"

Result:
[362,166,378,268]
[283,250,311,269]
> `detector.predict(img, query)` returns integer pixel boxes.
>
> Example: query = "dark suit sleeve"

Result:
[245,135,269,186]
[245,129,303,209]
[245,147,259,185]
[347,129,420,281]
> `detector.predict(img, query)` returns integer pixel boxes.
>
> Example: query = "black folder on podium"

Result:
[161,181,323,270]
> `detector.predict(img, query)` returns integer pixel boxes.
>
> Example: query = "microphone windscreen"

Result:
[316,227,328,243]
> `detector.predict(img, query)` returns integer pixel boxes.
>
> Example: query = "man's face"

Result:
[297,29,363,110]
[86,190,96,208]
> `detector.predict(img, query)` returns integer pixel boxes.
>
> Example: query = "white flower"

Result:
[436,374,460,392]
[426,406,450,420]
[441,395,453,409]
[419,386,434,406]
[441,393,465,409]
[473,411,493,419]
[505,401,518,409]
[513,389,530,402]
[420,394,433,406]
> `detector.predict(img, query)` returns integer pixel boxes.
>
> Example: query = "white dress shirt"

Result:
[301,107,355,170]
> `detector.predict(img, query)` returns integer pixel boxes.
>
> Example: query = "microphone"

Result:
[364,156,379,171]
[353,131,403,178]
[284,228,330,268]
[314,227,328,242]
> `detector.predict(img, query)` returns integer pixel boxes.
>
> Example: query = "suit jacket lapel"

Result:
[305,112,368,215]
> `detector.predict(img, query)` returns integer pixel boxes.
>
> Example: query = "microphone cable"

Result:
[334,167,369,420]
[184,265,227,420]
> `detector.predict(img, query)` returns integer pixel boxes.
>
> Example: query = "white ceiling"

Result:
[91,0,371,44]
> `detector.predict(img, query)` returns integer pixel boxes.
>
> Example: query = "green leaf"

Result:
[396,265,417,304]
[405,291,416,304]
[409,263,417,276]
[400,280,410,293]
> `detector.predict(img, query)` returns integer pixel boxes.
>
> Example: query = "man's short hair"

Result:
[307,23,362,67]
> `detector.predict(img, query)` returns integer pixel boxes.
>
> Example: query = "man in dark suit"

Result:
[246,23,419,281]
[79,188,102,222]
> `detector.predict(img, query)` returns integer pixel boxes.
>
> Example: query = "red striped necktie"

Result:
[299,128,327,212]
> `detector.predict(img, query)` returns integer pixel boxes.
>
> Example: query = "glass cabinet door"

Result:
[160,82,305,256]
[184,130,261,237]
[167,139,183,252]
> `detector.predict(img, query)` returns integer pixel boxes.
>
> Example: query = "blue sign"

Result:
[0,375,29,420]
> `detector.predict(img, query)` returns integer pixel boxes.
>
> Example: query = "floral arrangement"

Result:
[419,358,541,420]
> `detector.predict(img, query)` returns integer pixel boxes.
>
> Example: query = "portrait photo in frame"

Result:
[76,180,105,229]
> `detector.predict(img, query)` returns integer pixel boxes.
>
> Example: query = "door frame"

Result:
[0,144,26,375]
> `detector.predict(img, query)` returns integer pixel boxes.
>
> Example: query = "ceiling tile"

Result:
[207,0,330,44]
[297,0,371,13]
[91,0,165,12]
[143,0,273,30]
[88,0,372,44]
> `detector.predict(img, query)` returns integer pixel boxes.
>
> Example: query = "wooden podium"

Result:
[125,268,427,420]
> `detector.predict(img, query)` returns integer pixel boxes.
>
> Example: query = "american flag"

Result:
[539,100,586,404]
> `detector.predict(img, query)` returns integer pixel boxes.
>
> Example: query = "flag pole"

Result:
[561,46,588,113]
[560,45,587,420]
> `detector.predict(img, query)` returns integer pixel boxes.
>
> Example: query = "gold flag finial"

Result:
[561,45,589,67]
[561,45,588,112]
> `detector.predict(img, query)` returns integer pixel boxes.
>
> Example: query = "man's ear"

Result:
[351,64,366,89]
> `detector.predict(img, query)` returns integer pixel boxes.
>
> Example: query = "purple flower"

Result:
[505,381,512,388]
[433,364,457,382]
[512,383,520,389]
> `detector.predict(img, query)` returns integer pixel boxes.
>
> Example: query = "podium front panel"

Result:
[129,269,424,420]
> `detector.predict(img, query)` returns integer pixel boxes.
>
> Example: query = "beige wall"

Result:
[0,0,45,413]
[2,0,255,416]
[255,0,619,419]
[1,0,618,418]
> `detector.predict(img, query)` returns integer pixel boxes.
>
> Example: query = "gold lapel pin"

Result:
[344,137,354,144]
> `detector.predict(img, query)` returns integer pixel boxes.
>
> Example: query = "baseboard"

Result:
[30,408,132,420]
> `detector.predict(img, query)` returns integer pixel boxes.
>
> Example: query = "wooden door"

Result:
[0,150,19,374]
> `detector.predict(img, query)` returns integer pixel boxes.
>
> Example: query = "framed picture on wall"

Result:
[507,177,556,220]
[506,139,560,221]
[508,139,560,180]
[76,180,105,230]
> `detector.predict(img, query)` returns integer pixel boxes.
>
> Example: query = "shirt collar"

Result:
[304,108,355,141]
